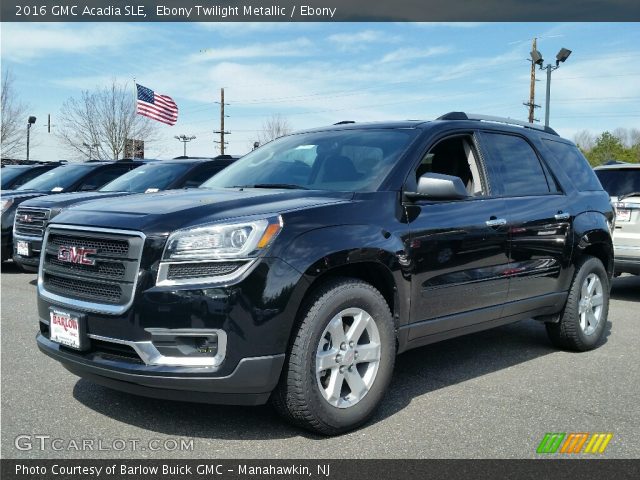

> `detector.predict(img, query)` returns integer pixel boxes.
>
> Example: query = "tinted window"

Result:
[202,129,418,192]
[181,164,227,188]
[79,166,133,191]
[481,133,550,196]
[1,167,30,189]
[17,164,95,192]
[543,139,602,191]
[595,169,640,197]
[101,163,192,193]
[12,166,54,188]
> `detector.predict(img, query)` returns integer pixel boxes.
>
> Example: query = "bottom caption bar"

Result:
[2,459,639,480]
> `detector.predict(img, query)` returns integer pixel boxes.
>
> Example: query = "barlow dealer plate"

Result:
[16,240,30,256]
[616,208,631,222]
[49,308,88,350]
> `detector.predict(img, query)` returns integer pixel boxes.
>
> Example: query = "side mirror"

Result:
[405,173,469,201]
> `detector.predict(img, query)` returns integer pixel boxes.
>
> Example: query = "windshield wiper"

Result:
[232,183,309,190]
[619,191,640,201]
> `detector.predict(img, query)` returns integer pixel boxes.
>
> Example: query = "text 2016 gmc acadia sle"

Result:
[36,113,614,435]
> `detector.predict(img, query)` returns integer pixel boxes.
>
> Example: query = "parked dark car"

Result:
[35,113,614,435]
[594,162,640,275]
[13,156,238,271]
[1,163,63,190]
[1,160,146,262]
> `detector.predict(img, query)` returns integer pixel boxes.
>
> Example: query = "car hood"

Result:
[0,190,49,201]
[20,191,133,209]
[51,188,353,235]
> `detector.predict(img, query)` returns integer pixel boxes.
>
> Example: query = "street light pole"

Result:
[26,116,36,161]
[174,135,196,157]
[529,47,571,128]
[544,64,552,128]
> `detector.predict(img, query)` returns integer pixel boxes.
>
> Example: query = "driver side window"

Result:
[416,135,485,196]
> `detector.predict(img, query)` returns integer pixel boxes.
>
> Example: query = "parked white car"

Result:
[594,162,640,275]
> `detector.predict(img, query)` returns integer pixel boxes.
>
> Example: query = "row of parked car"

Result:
[3,155,637,276]
[1,156,238,268]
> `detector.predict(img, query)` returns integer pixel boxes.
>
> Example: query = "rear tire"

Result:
[272,278,395,435]
[546,256,609,351]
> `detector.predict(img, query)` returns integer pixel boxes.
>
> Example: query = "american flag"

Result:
[136,84,178,126]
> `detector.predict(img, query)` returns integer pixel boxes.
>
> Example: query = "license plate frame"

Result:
[49,308,88,351]
[16,240,30,257]
[617,208,631,222]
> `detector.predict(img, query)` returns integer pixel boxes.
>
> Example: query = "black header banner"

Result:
[2,0,640,22]
[2,459,640,480]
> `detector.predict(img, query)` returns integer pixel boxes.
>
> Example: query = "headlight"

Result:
[1,198,14,213]
[163,216,283,261]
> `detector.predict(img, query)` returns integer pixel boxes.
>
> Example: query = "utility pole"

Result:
[213,88,230,155]
[174,134,196,157]
[523,38,540,123]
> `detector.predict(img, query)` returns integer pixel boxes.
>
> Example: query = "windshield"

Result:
[201,129,418,192]
[1,167,28,189]
[17,164,95,192]
[100,162,192,193]
[594,169,640,197]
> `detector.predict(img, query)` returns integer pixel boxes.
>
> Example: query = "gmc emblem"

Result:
[18,214,34,223]
[57,246,97,266]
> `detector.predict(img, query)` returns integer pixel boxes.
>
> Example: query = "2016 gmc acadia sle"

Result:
[36,113,614,435]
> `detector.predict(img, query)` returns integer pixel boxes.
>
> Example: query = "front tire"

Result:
[546,256,610,351]
[272,278,395,435]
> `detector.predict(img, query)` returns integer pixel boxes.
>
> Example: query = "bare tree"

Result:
[57,80,158,160]
[573,130,595,152]
[254,114,292,148]
[1,70,29,158]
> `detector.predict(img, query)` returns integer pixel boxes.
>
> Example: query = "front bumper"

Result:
[36,254,307,404]
[12,236,42,270]
[37,333,285,405]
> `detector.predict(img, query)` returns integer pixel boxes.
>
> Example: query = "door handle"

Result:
[554,212,570,220]
[485,218,507,227]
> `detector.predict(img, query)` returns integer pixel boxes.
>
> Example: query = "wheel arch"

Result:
[573,211,614,278]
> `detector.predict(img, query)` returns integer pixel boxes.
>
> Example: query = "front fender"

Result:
[281,225,412,330]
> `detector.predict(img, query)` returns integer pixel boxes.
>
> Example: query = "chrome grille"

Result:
[167,261,243,280]
[40,227,145,314]
[47,234,129,257]
[44,274,122,303]
[46,254,126,279]
[14,207,50,238]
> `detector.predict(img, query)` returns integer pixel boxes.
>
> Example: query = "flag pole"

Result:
[131,77,137,159]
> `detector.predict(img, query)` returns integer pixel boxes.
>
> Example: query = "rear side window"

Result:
[480,133,551,196]
[542,139,602,191]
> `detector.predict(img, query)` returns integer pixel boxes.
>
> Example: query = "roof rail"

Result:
[334,120,355,125]
[437,112,559,136]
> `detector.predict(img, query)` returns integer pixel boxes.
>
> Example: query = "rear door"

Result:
[477,132,573,309]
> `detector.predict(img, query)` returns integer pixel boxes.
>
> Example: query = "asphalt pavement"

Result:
[1,262,638,458]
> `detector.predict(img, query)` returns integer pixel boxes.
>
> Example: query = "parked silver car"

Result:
[594,163,640,275]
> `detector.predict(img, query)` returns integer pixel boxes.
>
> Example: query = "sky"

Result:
[1,21,639,161]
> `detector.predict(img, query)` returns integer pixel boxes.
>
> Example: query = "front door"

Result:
[405,133,511,341]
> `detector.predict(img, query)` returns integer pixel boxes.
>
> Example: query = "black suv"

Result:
[35,114,614,435]
[13,156,237,271]
[1,160,145,262]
